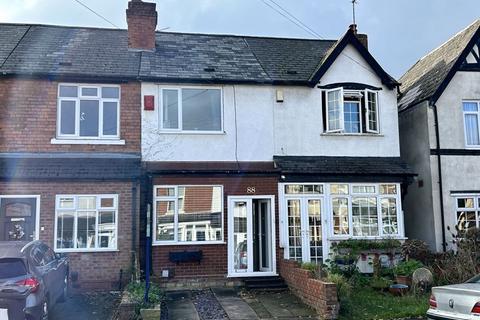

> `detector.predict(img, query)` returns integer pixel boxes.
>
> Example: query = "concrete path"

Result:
[212,288,259,320]
[166,291,200,320]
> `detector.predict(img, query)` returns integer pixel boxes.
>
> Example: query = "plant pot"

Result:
[389,284,409,296]
[395,275,412,287]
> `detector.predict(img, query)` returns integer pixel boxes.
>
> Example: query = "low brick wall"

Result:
[279,259,339,319]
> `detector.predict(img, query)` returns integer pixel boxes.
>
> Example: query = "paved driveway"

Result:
[50,292,121,320]
[165,288,317,320]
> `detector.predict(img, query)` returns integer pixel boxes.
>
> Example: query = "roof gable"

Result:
[309,28,398,89]
[399,19,480,111]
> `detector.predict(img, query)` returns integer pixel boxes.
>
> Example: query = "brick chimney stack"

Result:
[349,24,368,50]
[126,0,158,51]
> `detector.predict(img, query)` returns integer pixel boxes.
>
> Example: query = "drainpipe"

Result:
[431,102,447,252]
[131,181,138,280]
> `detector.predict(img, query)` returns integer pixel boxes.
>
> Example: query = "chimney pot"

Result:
[126,0,158,51]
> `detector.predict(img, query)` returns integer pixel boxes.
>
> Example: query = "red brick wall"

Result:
[0,79,141,153]
[0,181,138,291]
[150,174,279,281]
[279,258,339,319]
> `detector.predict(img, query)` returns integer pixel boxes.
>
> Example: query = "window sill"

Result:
[51,138,125,145]
[321,133,384,137]
[54,249,119,253]
[328,236,407,241]
[465,146,480,150]
[152,241,226,246]
[158,130,226,136]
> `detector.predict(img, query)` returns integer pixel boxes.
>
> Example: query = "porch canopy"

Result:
[273,156,416,183]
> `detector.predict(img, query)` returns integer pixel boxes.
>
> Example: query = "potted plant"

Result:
[393,259,423,287]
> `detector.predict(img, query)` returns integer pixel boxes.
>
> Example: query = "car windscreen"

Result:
[0,259,27,279]
[467,274,480,283]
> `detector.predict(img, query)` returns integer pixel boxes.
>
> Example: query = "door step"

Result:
[243,276,288,291]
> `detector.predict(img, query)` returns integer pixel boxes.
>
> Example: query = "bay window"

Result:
[325,87,379,134]
[160,88,222,132]
[330,184,400,238]
[55,195,118,251]
[463,101,480,147]
[154,185,223,244]
[57,84,120,139]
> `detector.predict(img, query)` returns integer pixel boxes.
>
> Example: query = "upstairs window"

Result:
[324,88,379,134]
[57,85,120,139]
[463,101,480,147]
[160,88,222,132]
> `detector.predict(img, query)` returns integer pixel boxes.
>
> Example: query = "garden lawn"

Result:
[339,287,429,320]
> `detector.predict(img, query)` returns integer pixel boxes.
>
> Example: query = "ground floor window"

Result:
[281,183,403,263]
[55,195,118,251]
[153,185,223,244]
[455,195,480,231]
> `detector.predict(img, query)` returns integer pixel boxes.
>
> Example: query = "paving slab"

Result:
[166,291,200,320]
[212,288,259,320]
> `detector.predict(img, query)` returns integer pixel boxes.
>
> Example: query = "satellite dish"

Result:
[412,268,434,292]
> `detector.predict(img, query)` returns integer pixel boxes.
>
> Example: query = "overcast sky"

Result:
[0,0,478,78]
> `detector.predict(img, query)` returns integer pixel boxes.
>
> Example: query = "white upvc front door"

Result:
[227,196,276,277]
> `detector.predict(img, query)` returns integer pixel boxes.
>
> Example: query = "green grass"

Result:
[338,287,429,320]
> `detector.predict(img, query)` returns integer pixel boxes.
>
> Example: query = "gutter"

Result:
[431,102,447,252]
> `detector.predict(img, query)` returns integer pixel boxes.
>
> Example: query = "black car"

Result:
[0,241,69,320]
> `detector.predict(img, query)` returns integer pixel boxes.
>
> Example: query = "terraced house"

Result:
[0,0,414,304]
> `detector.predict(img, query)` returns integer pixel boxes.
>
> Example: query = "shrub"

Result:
[393,259,423,277]
[326,272,352,302]
[370,277,392,290]
[401,239,431,263]
[126,281,164,313]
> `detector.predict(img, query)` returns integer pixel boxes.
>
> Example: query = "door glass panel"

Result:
[5,203,32,217]
[287,200,302,261]
[308,199,322,264]
[260,201,269,269]
[233,201,248,272]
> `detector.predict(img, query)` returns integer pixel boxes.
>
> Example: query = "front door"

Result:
[0,197,37,241]
[285,197,325,263]
[228,196,275,277]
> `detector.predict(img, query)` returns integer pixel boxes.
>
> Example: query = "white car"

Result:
[427,274,480,320]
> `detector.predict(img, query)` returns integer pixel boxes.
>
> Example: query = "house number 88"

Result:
[246,187,256,194]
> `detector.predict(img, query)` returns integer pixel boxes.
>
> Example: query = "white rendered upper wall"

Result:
[141,44,400,161]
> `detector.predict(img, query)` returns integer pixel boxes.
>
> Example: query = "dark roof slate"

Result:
[0,25,140,79]
[0,154,141,180]
[398,19,480,111]
[0,23,395,86]
[273,156,415,177]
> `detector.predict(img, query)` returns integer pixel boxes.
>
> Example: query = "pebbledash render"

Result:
[0,0,415,299]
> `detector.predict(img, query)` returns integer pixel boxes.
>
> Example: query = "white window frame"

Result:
[454,194,480,230]
[152,185,224,245]
[326,87,345,133]
[462,101,480,148]
[158,86,224,134]
[56,84,121,140]
[54,194,119,252]
[365,89,379,133]
[324,87,382,135]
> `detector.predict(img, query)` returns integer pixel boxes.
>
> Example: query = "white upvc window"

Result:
[329,183,402,238]
[54,195,118,252]
[153,185,224,245]
[325,87,380,134]
[57,84,121,139]
[365,89,379,133]
[159,87,223,133]
[455,195,480,231]
[463,101,480,147]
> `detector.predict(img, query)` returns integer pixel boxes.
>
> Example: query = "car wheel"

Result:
[58,275,69,303]
[41,298,49,320]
